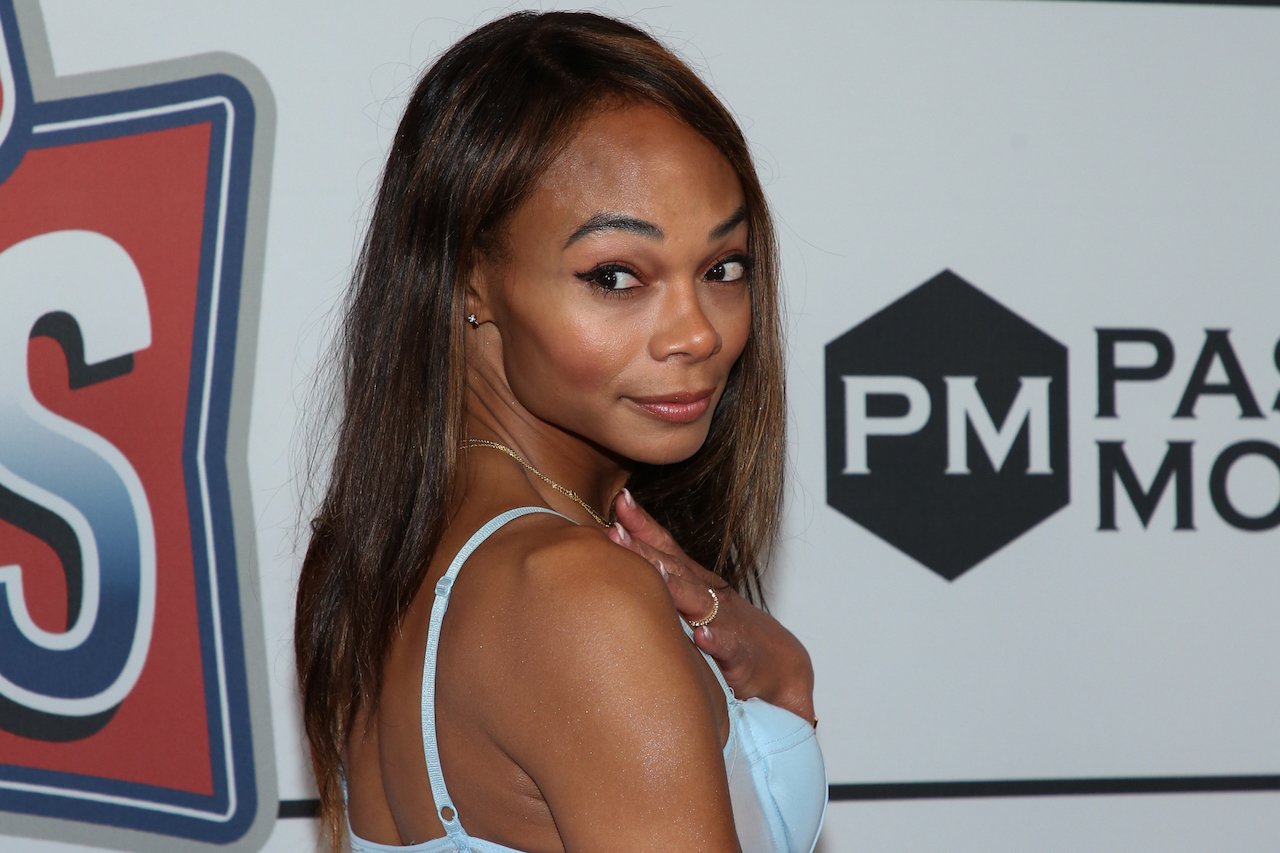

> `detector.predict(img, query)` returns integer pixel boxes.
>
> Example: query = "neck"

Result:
[464,384,629,526]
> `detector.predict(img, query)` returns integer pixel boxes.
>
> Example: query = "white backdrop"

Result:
[3,1,1278,850]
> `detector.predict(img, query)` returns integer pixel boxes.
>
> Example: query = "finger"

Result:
[610,523,679,582]
[607,521,631,549]
[667,554,723,589]
[609,512,728,622]
[694,625,753,697]
[620,522,703,585]
[697,624,758,697]
[612,525,666,568]
[669,574,722,623]
[613,488,682,555]
[608,521,655,560]
[692,625,722,656]
[621,535,718,622]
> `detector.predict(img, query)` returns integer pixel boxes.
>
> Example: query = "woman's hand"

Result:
[609,489,816,726]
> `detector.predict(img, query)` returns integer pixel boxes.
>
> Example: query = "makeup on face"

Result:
[476,100,752,467]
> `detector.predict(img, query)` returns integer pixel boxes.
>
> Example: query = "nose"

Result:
[649,282,722,362]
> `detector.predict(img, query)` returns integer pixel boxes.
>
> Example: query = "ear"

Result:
[463,255,500,325]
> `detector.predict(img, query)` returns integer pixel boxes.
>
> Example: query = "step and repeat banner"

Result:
[1,1,1276,850]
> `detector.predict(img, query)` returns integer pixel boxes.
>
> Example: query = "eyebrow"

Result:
[562,205,748,249]
[563,213,662,248]
[708,205,748,241]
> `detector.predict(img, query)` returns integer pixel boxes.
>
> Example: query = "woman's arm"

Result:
[503,531,741,852]
[610,489,817,726]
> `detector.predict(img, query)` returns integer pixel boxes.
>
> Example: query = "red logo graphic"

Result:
[0,2,271,845]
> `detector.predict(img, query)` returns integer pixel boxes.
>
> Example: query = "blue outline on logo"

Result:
[0,4,33,185]
[0,1,260,844]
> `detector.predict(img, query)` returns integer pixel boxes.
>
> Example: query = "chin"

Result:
[618,426,714,466]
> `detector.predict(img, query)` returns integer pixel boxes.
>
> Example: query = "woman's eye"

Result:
[705,255,750,283]
[578,265,641,293]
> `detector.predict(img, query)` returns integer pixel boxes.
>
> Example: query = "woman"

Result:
[296,11,825,852]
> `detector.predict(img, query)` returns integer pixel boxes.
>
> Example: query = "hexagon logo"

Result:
[825,270,1069,580]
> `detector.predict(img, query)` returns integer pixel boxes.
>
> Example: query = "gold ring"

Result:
[688,587,719,628]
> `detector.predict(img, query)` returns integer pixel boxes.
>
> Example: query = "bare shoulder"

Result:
[478,517,736,848]
[515,520,677,624]
[469,512,714,709]
[480,517,686,670]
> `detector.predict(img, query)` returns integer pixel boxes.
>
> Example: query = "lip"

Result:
[628,388,715,424]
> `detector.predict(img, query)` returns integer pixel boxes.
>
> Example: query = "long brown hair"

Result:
[295,11,786,846]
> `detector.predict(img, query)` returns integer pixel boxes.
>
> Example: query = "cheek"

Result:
[714,291,753,364]
[502,311,640,408]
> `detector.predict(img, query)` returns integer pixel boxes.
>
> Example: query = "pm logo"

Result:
[0,3,271,848]
[825,270,1069,580]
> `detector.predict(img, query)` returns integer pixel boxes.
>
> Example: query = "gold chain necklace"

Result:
[461,438,611,527]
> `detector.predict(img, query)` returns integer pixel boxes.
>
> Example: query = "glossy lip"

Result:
[628,388,715,424]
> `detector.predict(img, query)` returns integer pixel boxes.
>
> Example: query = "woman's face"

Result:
[480,100,752,465]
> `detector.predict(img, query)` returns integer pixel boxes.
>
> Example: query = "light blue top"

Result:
[349,506,827,852]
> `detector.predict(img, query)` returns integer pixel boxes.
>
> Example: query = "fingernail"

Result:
[699,626,714,644]
[613,522,630,544]
[655,559,667,579]
[620,488,636,509]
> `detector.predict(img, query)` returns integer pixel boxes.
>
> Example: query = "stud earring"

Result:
[466,313,479,327]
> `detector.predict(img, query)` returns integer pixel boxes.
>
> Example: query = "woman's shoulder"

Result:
[489,512,676,631]
[455,509,694,683]
[476,511,727,765]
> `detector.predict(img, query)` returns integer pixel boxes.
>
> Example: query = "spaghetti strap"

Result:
[420,506,566,845]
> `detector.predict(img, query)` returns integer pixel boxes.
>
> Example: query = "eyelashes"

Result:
[574,254,753,298]
[706,255,752,284]
[575,263,642,296]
